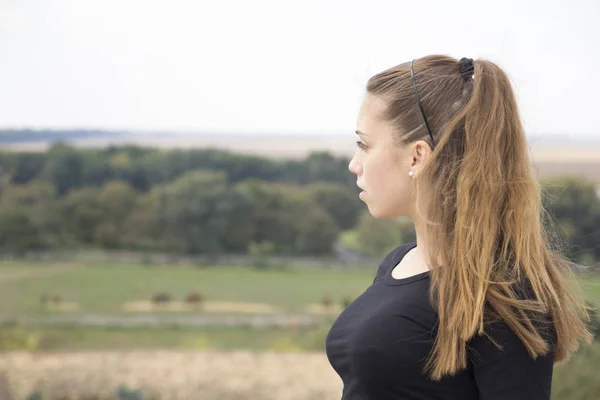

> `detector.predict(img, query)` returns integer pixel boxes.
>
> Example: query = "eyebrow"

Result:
[355,130,368,136]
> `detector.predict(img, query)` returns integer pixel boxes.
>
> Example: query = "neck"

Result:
[411,216,440,269]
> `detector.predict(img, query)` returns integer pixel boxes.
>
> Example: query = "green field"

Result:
[580,274,600,305]
[1,261,598,315]
[0,261,373,316]
[0,260,598,353]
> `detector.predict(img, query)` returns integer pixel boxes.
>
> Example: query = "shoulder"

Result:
[372,241,417,283]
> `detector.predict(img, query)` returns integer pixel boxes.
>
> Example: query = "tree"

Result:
[42,143,85,196]
[0,181,61,248]
[81,151,113,188]
[97,180,137,224]
[0,180,55,208]
[355,212,415,256]
[11,152,46,184]
[221,186,255,252]
[118,189,163,250]
[304,151,352,184]
[290,199,340,254]
[58,187,103,243]
[159,171,241,254]
[93,222,120,249]
[0,152,16,197]
[305,182,362,229]
[84,180,139,248]
[0,210,45,255]
[235,179,292,248]
[236,180,340,254]
[278,151,352,185]
[542,177,600,264]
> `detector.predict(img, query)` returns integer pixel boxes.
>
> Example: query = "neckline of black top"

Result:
[384,241,431,286]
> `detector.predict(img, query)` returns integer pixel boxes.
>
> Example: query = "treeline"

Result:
[0,142,353,192]
[0,143,361,255]
[0,142,599,263]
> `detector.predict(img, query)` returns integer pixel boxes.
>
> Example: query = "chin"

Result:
[366,203,406,219]
[366,205,391,219]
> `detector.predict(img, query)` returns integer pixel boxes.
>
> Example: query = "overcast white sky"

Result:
[0,0,598,137]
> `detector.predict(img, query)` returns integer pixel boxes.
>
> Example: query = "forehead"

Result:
[357,93,393,135]
[358,93,387,120]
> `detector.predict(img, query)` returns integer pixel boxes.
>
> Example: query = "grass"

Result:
[20,324,331,352]
[579,273,600,306]
[1,260,368,353]
[1,260,596,316]
[553,342,600,400]
[0,261,372,316]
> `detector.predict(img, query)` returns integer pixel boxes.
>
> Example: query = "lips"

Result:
[357,184,366,199]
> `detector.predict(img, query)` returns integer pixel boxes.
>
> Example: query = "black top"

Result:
[325,242,555,400]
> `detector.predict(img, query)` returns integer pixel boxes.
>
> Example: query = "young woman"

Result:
[325,55,593,400]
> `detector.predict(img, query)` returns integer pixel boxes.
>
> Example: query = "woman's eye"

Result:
[356,140,368,150]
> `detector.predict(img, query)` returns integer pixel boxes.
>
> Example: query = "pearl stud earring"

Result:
[408,171,414,177]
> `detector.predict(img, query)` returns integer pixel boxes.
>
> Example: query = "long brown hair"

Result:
[366,55,593,380]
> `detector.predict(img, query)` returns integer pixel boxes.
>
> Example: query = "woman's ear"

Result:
[410,140,433,174]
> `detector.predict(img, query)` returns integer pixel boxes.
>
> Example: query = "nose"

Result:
[348,154,362,176]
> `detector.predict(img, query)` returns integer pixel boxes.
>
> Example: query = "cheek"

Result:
[363,154,412,216]
[362,158,385,189]
[381,169,409,201]
[364,152,404,191]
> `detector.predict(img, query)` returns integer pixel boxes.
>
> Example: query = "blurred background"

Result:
[0,0,599,399]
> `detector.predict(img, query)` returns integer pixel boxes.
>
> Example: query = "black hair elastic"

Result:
[409,59,435,148]
[459,57,475,81]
